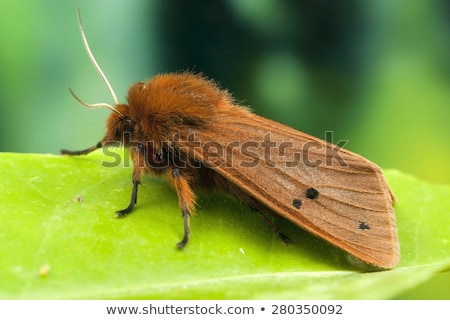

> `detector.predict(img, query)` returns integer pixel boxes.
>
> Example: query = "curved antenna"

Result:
[76,8,120,106]
[69,87,124,118]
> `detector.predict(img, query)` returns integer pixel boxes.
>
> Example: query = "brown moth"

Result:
[62,10,399,268]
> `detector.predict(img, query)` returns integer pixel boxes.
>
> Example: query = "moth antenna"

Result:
[76,8,120,106]
[68,87,124,118]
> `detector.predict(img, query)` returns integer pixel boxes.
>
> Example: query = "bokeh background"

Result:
[1,0,449,298]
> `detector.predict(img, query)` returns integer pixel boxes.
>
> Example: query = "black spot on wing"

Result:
[359,221,370,230]
[306,187,319,199]
[292,199,302,209]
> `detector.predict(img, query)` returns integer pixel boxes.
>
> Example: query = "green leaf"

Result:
[0,151,449,299]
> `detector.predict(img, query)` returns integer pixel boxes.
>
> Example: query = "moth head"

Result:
[104,104,136,146]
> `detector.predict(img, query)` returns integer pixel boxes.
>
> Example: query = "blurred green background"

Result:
[0,0,449,298]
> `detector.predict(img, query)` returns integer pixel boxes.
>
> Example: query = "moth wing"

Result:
[181,113,399,268]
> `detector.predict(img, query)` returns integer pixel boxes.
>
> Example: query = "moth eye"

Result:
[359,221,370,230]
[124,119,135,134]
[292,198,302,209]
[306,187,319,199]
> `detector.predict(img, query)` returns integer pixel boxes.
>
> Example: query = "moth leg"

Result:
[178,207,191,249]
[116,143,145,217]
[116,179,139,217]
[250,206,292,245]
[169,167,196,249]
[60,141,102,156]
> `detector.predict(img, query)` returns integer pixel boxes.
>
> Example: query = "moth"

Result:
[62,10,400,268]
